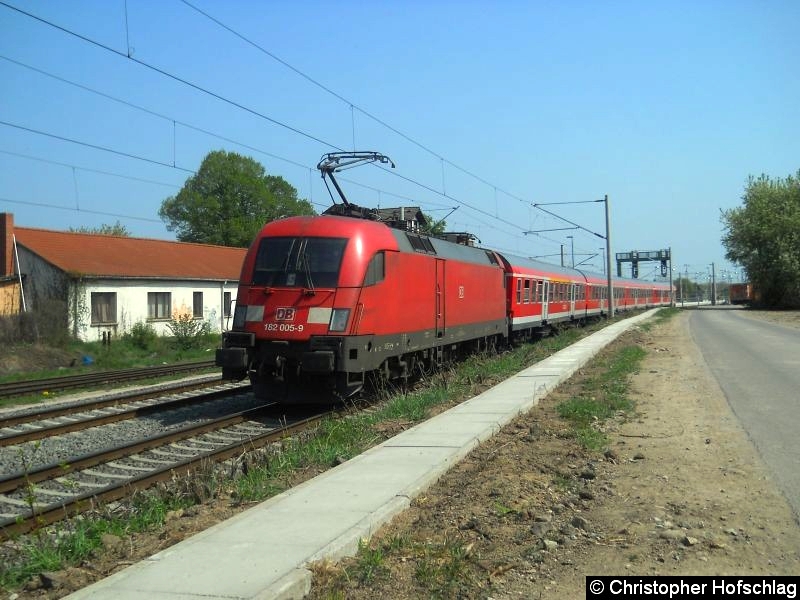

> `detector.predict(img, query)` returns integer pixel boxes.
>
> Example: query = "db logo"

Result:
[275,307,296,321]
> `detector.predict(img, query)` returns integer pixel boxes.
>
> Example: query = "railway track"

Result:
[0,380,250,447]
[0,399,333,540]
[0,360,217,399]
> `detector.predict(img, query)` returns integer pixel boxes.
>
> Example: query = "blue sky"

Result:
[1,0,798,283]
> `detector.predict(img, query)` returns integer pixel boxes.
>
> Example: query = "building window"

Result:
[193,292,203,318]
[224,292,232,318]
[91,292,117,325]
[148,292,171,320]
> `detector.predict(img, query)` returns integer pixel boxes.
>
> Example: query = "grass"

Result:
[638,306,680,331]
[556,307,678,450]
[556,345,646,450]
[1,330,220,381]
[0,310,655,593]
[0,333,220,409]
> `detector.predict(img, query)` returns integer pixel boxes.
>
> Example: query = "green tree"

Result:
[721,170,800,308]
[70,221,130,236]
[159,150,315,247]
[420,212,446,236]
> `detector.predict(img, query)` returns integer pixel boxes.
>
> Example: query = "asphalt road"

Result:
[688,306,800,519]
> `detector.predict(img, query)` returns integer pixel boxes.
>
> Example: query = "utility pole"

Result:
[567,235,575,268]
[684,264,689,305]
[604,195,614,317]
[668,247,674,306]
[711,262,716,306]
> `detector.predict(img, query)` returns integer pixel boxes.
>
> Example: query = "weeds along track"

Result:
[0,360,217,399]
[0,388,334,540]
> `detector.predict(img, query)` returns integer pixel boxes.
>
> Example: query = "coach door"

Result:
[541,279,549,321]
[435,259,446,338]
[570,283,576,316]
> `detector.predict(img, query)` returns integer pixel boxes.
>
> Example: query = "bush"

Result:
[124,322,158,350]
[166,307,212,350]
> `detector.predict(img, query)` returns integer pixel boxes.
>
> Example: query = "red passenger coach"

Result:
[496,253,672,340]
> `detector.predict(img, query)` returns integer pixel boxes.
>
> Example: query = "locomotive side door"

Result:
[435,258,446,338]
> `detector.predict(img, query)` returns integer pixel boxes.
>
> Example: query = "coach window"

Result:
[523,279,531,303]
[516,278,522,304]
[91,292,117,325]
[363,252,385,286]
[148,292,171,320]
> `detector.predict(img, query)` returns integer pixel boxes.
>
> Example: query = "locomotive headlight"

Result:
[232,305,247,328]
[328,308,350,332]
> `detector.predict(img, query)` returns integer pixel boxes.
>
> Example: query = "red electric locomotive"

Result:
[216,210,507,402]
[216,153,507,402]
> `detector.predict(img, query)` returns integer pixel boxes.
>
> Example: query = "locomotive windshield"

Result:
[252,236,348,288]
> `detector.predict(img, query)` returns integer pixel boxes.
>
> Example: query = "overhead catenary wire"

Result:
[1,55,470,216]
[0,1,342,151]
[178,0,532,208]
[0,1,589,251]
[0,149,180,188]
[0,195,162,223]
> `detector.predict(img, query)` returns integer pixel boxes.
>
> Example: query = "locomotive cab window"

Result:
[252,236,348,288]
[363,251,385,286]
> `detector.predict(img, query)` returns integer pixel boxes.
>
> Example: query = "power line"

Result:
[178,0,533,209]
[0,149,180,188]
[0,120,195,173]
[0,0,342,151]
[0,1,568,248]
[0,54,313,173]
[0,195,162,223]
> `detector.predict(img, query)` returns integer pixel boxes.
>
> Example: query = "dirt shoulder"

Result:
[308,310,800,598]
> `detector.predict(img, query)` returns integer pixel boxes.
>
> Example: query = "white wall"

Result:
[72,278,239,342]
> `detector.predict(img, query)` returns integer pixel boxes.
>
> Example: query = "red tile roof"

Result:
[14,227,247,281]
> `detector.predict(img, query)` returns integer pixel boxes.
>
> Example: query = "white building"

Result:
[1,213,246,341]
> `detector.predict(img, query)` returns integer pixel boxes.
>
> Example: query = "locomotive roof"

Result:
[392,229,499,266]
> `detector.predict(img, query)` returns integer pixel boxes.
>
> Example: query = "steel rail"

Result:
[0,408,333,540]
[0,360,217,399]
[0,383,251,447]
